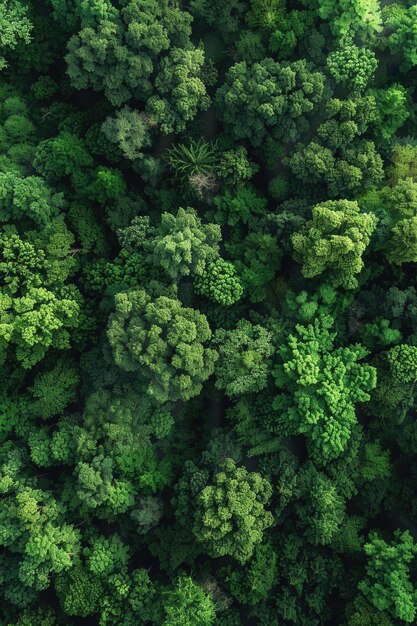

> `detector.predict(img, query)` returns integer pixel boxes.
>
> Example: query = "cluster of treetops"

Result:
[4,0,417,624]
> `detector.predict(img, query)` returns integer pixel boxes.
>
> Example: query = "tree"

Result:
[193,458,273,563]
[225,540,277,605]
[288,138,384,197]
[291,200,378,289]
[317,96,378,149]
[162,576,215,626]
[273,315,377,464]
[387,144,417,185]
[29,358,79,420]
[188,0,246,41]
[51,0,118,31]
[244,0,282,31]
[4,118,35,147]
[74,454,136,517]
[0,393,22,443]
[19,522,81,591]
[268,8,314,59]
[345,595,394,626]
[213,320,274,396]
[164,139,220,199]
[216,58,324,147]
[387,217,417,265]
[370,85,410,142]
[304,0,382,39]
[33,132,93,182]
[327,43,377,91]
[382,178,417,220]
[195,259,244,306]
[148,208,221,281]
[67,202,108,255]
[0,483,81,593]
[86,166,126,205]
[295,465,345,545]
[331,141,384,197]
[165,139,219,182]
[213,186,266,226]
[146,47,210,134]
[131,496,163,534]
[0,172,64,227]
[0,221,81,368]
[232,232,282,303]
[8,606,57,626]
[386,5,417,72]
[84,534,129,577]
[65,0,193,106]
[368,345,417,424]
[101,107,152,160]
[288,140,335,183]
[217,146,259,186]
[359,530,417,623]
[107,289,218,404]
[385,344,417,383]
[287,95,383,196]
[0,1,32,70]
[55,566,103,618]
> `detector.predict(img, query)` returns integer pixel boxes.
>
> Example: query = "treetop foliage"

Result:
[1,0,417,624]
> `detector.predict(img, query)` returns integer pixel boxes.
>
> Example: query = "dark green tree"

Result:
[216,58,324,146]
[213,320,274,396]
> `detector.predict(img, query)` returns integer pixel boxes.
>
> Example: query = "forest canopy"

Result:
[1,0,417,625]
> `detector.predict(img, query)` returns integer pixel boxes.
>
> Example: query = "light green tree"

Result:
[327,43,377,91]
[162,576,215,626]
[386,5,417,72]
[0,0,32,70]
[195,259,244,306]
[101,107,151,160]
[0,220,81,368]
[292,200,378,289]
[359,530,417,623]
[273,315,377,464]
[193,458,273,563]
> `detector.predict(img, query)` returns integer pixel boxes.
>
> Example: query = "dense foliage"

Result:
[1,0,417,624]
